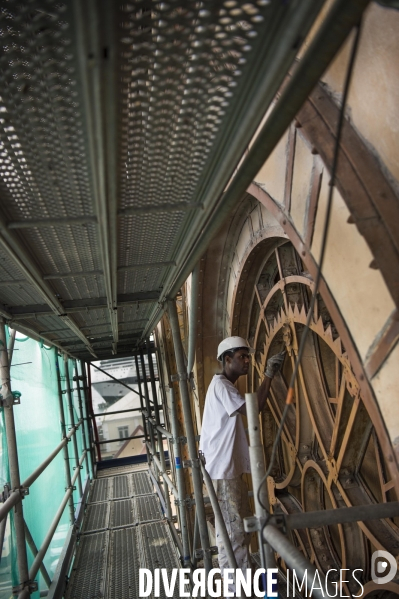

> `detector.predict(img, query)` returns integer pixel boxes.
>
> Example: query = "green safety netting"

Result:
[0,329,92,599]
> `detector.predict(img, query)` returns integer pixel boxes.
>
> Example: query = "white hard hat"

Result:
[217,336,254,361]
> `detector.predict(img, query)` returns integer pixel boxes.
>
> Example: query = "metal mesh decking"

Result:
[65,532,109,599]
[112,475,130,499]
[110,499,134,529]
[134,494,163,524]
[140,522,186,598]
[107,527,141,599]
[89,471,153,502]
[82,502,110,534]
[130,471,154,496]
[65,467,179,599]
[97,463,148,478]
[88,478,110,504]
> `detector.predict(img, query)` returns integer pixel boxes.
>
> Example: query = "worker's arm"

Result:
[237,351,285,416]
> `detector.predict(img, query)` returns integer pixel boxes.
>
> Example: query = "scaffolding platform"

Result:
[65,468,181,599]
[96,463,149,478]
[88,471,154,504]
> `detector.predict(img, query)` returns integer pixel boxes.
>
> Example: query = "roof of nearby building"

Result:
[99,390,141,422]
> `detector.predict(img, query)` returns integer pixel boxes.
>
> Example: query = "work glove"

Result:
[264,350,286,379]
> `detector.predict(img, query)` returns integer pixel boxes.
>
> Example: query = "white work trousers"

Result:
[212,475,252,595]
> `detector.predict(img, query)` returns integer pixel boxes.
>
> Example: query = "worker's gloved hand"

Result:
[264,350,286,379]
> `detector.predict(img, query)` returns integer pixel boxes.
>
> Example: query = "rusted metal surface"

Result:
[246,182,399,486]
[233,237,399,591]
[297,83,399,309]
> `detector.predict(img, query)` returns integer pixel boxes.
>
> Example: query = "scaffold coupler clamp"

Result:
[182,458,201,469]
[175,496,195,508]
[12,579,38,595]
[244,512,287,535]
[189,371,196,390]
[171,372,188,382]
[19,485,29,498]
[0,389,20,407]
[171,435,187,445]
[1,483,10,502]
[195,546,218,559]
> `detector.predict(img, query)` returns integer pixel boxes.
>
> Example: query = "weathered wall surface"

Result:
[322,3,399,187]
[188,1,399,476]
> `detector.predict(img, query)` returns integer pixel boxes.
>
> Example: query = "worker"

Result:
[199,336,285,595]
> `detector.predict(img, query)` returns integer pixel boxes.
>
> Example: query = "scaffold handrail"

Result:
[25,451,87,588]
[0,490,22,523]
[0,420,83,524]
[22,420,83,489]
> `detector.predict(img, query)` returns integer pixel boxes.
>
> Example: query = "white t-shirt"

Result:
[199,374,250,479]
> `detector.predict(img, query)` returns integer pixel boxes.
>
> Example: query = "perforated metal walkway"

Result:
[65,467,181,599]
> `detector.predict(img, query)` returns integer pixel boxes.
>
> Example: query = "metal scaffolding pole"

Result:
[17,452,87,599]
[0,322,30,595]
[246,393,277,576]
[86,362,101,462]
[55,353,75,524]
[0,513,7,562]
[134,354,149,446]
[146,339,173,521]
[167,299,212,573]
[261,523,335,599]
[139,348,156,467]
[80,360,95,474]
[169,386,191,567]
[0,422,83,525]
[24,521,51,588]
[200,458,238,571]
[89,361,140,396]
[7,328,16,363]
[63,354,83,497]
[74,362,90,477]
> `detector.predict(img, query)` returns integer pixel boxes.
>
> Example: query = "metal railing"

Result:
[0,320,94,598]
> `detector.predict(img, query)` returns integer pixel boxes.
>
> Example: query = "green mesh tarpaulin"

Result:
[0,330,92,599]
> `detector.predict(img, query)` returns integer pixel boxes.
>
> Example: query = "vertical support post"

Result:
[80,360,95,476]
[169,386,191,566]
[86,362,101,462]
[74,363,90,478]
[7,328,16,363]
[134,353,149,448]
[0,513,7,562]
[191,511,199,567]
[0,323,30,592]
[146,340,173,520]
[63,354,83,497]
[246,393,277,579]
[167,299,212,573]
[55,353,75,524]
[139,348,156,465]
